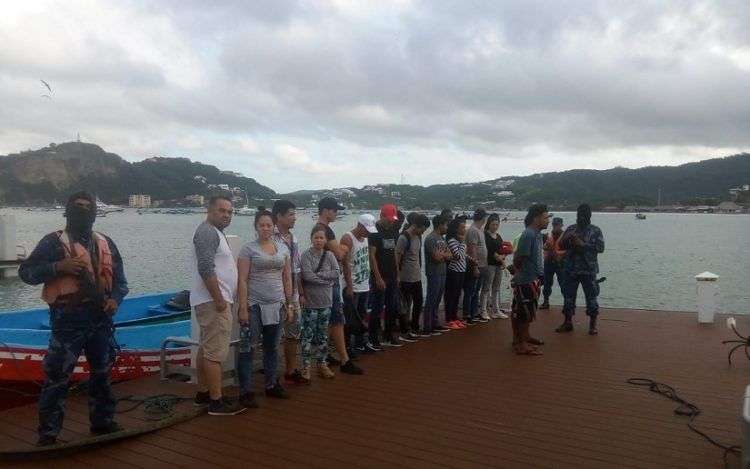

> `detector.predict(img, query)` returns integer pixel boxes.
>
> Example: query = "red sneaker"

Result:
[446,321,462,330]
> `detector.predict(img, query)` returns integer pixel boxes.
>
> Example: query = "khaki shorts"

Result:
[195,301,233,362]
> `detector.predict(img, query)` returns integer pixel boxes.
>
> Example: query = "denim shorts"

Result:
[329,279,346,325]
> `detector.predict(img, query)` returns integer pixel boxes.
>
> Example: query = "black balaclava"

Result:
[64,191,97,240]
[576,204,592,229]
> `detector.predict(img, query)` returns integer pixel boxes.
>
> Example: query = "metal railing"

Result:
[159,336,241,382]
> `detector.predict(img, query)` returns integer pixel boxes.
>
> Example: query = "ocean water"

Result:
[0,209,748,314]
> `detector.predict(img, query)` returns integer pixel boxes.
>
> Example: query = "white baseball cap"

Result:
[358,213,378,233]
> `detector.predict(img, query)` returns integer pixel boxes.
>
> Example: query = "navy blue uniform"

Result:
[559,224,604,318]
[19,232,128,439]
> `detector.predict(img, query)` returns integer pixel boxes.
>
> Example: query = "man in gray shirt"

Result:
[396,213,430,339]
[510,204,549,356]
[464,208,488,323]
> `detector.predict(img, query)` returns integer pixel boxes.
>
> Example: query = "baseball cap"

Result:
[358,213,378,233]
[552,217,563,225]
[318,197,345,211]
[380,204,398,222]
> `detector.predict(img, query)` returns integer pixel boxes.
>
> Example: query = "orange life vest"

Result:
[543,232,566,261]
[41,231,114,305]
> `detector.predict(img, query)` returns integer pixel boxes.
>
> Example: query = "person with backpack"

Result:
[396,212,430,339]
[423,214,452,335]
[369,204,402,347]
[299,225,341,381]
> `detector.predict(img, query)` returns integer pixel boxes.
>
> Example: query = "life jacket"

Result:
[543,232,566,261]
[41,230,114,305]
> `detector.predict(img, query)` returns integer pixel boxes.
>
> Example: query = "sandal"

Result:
[527,337,545,346]
[515,346,543,356]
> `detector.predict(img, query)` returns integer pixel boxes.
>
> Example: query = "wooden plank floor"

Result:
[3,307,748,468]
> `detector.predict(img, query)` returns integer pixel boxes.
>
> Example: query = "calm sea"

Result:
[0,209,748,314]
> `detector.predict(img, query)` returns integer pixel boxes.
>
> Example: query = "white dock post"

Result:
[189,234,243,385]
[0,214,19,279]
[695,271,720,324]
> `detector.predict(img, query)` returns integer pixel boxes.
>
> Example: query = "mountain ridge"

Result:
[1,142,748,209]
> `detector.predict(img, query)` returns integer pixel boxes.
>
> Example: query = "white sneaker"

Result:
[496,311,509,319]
[480,312,491,321]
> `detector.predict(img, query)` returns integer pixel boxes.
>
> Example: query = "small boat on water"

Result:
[636,213,647,220]
[0,292,192,384]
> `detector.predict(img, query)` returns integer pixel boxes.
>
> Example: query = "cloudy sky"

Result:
[1,1,749,192]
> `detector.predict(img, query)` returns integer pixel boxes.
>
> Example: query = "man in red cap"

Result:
[368,204,402,348]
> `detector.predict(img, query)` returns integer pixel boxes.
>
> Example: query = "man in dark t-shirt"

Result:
[368,204,401,347]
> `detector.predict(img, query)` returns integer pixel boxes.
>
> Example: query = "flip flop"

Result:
[515,347,543,356]
[527,337,545,346]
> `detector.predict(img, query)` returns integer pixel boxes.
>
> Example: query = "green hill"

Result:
[282,154,750,210]
[1,142,748,209]
[0,142,275,205]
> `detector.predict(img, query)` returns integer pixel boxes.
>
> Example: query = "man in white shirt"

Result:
[191,195,246,415]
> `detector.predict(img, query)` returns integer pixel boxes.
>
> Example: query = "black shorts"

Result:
[512,283,539,324]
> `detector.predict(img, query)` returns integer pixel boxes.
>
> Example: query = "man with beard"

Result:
[556,204,605,335]
[19,191,129,446]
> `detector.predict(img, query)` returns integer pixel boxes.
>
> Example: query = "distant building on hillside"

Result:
[717,201,742,212]
[129,194,151,208]
[185,194,205,206]
[729,184,749,200]
[194,175,207,184]
[493,179,515,189]
[494,191,514,197]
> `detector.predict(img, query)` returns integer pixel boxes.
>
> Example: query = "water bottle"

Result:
[239,324,251,353]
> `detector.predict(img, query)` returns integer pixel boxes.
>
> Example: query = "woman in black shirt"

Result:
[480,214,509,319]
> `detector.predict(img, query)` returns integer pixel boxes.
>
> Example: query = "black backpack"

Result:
[398,232,422,269]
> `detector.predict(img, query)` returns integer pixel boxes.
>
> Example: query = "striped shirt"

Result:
[447,238,467,273]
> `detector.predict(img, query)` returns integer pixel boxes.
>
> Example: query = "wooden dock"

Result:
[1,307,748,468]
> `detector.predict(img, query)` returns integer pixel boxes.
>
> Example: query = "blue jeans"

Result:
[39,307,116,438]
[543,260,564,301]
[561,273,600,318]
[237,304,283,393]
[424,273,446,332]
[369,279,399,342]
[462,270,483,320]
[344,291,369,348]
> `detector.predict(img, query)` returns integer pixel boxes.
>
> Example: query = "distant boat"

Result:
[235,207,256,217]
[0,292,191,384]
[636,213,647,220]
[96,197,124,214]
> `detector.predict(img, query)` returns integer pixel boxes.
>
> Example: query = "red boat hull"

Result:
[0,346,191,383]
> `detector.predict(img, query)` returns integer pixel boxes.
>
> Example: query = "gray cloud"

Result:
[0,0,748,191]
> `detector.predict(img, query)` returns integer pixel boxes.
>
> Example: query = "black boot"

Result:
[539,298,550,310]
[555,316,573,333]
[589,316,598,335]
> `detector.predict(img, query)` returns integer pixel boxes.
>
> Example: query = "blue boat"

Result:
[0,292,192,384]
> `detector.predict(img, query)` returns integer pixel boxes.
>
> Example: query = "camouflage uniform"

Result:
[19,231,128,439]
[38,307,118,438]
[559,224,605,318]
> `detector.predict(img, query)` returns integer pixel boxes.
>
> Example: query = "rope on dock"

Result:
[116,393,193,420]
[627,378,740,468]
